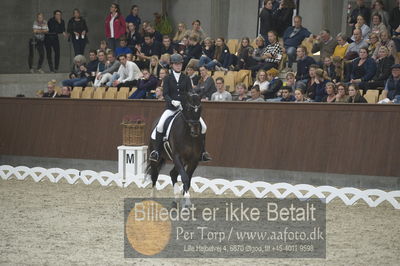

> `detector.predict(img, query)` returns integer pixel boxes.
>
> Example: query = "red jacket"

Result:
[105,13,126,39]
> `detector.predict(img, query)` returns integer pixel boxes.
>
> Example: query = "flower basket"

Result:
[121,115,145,146]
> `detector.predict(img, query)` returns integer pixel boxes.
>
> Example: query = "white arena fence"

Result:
[1,165,399,209]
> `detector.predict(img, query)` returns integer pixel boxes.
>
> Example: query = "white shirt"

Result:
[117,61,143,83]
[173,71,181,83]
[254,80,269,93]
[110,13,117,38]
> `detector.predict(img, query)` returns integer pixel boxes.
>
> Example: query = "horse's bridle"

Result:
[181,102,202,137]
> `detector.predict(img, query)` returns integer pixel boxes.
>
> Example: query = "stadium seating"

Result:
[226,39,239,55]
[93,87,105,99]
[81,87,94,99]
[70,87,83,99]
[116,90,128,100]
[364,90,379,104]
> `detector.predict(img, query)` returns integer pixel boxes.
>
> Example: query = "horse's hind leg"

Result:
[149,161,160,198]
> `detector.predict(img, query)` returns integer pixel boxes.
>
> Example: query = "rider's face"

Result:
[172,62,182,72]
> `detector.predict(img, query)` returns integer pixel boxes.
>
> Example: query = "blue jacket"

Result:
[283,26,311,48]
[351,57,377,82]
[315,80,329,102]
[296,56,316,81]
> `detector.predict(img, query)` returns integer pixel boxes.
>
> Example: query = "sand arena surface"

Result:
[0,177,399,265]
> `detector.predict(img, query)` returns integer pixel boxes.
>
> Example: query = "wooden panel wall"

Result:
[0,97,399,177]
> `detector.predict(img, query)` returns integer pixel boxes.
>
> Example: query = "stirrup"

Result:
[149,150,160,162]
[201,152,212,162]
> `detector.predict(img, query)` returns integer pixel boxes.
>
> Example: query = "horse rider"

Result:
[149,53,212,162]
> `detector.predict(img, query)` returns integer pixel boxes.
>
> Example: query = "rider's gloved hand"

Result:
[171,100,181,108]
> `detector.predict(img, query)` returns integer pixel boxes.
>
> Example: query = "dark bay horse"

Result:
[146,93,203,205]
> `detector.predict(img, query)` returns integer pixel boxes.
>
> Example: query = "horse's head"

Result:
[182,93,202,137]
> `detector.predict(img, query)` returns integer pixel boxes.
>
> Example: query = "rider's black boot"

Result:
[149,131,163,162]
[200,134,212,162]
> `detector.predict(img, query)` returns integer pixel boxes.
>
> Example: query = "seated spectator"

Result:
[85,50,99,83]
[333,33,349,59]
[347,83,367,103]
[125,5,141,30]
[372,30,398,61]
[139,21,149,36]
[349,48,377,91]
[346,29,369,60]
[112,54,143,89]
[280,86,295,102]
[371,1,389,27]
[253,69,269,94]
[368,33,380,56]
[194,66,216,101]
[366,46,394,91]
[172,22,190,44]
[176,35,189,56]
[55,86,71,98]
[295,45,316,83]
[43,80,57,97]
[157,68,168,87]
[183,35,202,68]
[322,56,337,81]
[335,83,350,102]
[348,0,371,28]
[351,15,371,42]
[149,55,160,77]
[198,37,231,71]
[310,29,337,62]
[234,37,253,70]
[380,64,400,101]
[155,87,164,101]
[115,37,132,57]
[62,54,89,88]
[263,67,282,99]
[97,40,112,55]
[190,20,206,43]
[126,22,142,52]
[283,15,311,69]
[186,66,200,87]
[260,31,282,71]
[294,88,310,102]
[370,13,387,36]
[159,53,170,69]
[161,35,174,55]
[129,69,158,99]
[232,83,249,101]
[321,82,336,102]
[145,24,163,43]
[314,68,330,102]
[94,51,120,87]
[305,64,319,100]
[135,33,162,68]
[246,36,267,72]
[246,85,265,102]
[95,50,107,77]
[285,72,301,92]
[211,77,232,101]
[332,56,344,83]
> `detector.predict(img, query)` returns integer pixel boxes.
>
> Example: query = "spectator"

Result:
[368,33,380,56]
[348,0,371,27]
[335,83,350,102]
[372,31,398,61]
[294,88,309,102]
[389,0,400,49]
[370,13,387,36]
[346,28,368,59]
[253,69,269,94]
[126,22,142,52]
[380,63,400,101]
[232,83,249,101]
[322,56,337,81]
[156,68,168,87]
[305,64,319,100]
[311,29,337,62]
[129,69,158,99]
[29,13,48,74]
[86,50,99,83]
[97,40,112,55]
[45,10,66,73]
[183,35,202,68]
[56,86,71,98]
[139,21,149,37]
[371,0,389,28]
[136,33,162,63]
[94,50,107,82]
[43,80,57,97]
[198,37,231,71]
[194,66,216,100]
[333,33,349,59]
[155,87,164,101]
[263,67,282,99]
[94,51,120,87]
[347,83,367,103]
[146,24,163,43]
[211,77,232,101]
[246,85,265,102]
[366,46,394,91]
[314,68,329,102]
[176,35,189,57]
[246,36,267,72]
[115,37,132,57]
[283,15,311,69]
[351,15,371,42]
[280,86,295,102]
[172,22,190,44]
[149,55,160,77]
[332,56,344,83]
[321,82,336,103]
[62,54,89,87]
[234,37,253,70]
[285,72,301,92]
[113,54,143,89]
[349,47,377,91]
[190,20,206,43]
[274,0,296,37]
[186,66,200,87]
[67,8,88,56]
[161,35,174,55]
[259,0,275,42]
[295,45,316,83]
[261,31,282,71]
[105,3,126,52]
[125,5,141,30]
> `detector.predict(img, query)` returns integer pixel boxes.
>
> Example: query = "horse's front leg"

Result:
[170,167,181,205]
[181,161,199,207]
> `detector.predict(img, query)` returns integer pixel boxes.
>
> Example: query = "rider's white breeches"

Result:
[156,109,207,135]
